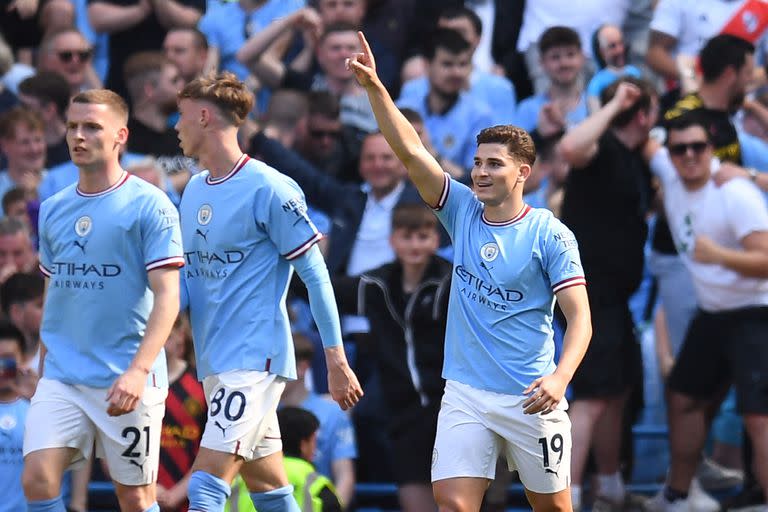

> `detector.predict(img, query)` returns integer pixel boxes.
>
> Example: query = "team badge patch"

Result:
[0,414,16,430]
[198,204,213,225]
[75,216,92,237]
[480,242,499,262]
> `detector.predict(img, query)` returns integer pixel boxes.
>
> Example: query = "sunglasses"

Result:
[57,49,92,63]
[668,141,710,156]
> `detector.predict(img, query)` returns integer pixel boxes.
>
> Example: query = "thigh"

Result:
[239,450,289,493]
[668,311,730,400]
[431,381,501,483]
[525,487,573,512]
[92,385,167,486]
[200,370,285,463]
[23,378,95,469]
[500,399,572,494]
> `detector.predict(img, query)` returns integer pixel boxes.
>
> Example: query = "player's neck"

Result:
[483,195,526,223]
[0,389,19,403]
[77,160,125,194]
[200,133,244,179]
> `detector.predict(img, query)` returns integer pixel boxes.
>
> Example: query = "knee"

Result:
[434,491,470,512]
[22,461,60,501]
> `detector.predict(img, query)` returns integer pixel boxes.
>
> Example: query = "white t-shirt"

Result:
[651,148,768,311]
[516,0,629,53]
[650,0,744,58]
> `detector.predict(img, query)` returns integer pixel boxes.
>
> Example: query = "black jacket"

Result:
[334,256,452,417]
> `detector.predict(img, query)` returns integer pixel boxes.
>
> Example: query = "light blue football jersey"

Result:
[433,175,586,395]
[179,155,321,380]
[38,172,184,388]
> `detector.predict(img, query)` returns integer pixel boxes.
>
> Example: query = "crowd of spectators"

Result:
[1,0,768,511]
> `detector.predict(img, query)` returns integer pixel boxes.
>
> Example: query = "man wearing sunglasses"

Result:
[37,28,101,97]
[646,113,768,512]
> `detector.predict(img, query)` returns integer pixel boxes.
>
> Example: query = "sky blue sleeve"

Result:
[259,177,322,261]
[291,245,342,348]
[37,201,52,276]
[432,174,477,241]
[542,217,587,294]
[738,130,768,171]
[140,191,185,272]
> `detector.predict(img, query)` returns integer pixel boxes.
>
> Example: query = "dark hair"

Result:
[539,26,581,54]
[2,188,26,216]
[178,72,254,127]
[320,21,360,43]
[399,108,423,125]
[18,71,71,118]
[665,112,713,144]
[123,51,168,101]
[439,6,482,38]
[699,35,754,83]
[600,76,656,128]
[0,272,44,316]
[293,332,315,363]
[278,407,320,458]
[476,125,536,166]
[425,28,472,61]
[307,90,340,119]
[391,203,437,232]
[0,320,25,352]
[167,27,209,51]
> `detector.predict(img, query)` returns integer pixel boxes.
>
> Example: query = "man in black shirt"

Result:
[123,52,185,157]
[558,77,657,511]
[18,72,71,168]
[87,0,205,100]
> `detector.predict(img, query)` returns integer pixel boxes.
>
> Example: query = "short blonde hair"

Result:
[178,72,254,127]
[71,89,129,124]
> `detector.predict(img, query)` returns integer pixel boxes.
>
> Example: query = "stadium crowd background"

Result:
[1,0,768,510]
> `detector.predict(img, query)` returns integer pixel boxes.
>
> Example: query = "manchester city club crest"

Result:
[197,204,213,225]
[74,216,92,237]
[0,414,16,430]
[480,242,500,262]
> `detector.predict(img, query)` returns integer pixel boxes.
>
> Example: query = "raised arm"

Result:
[558,81,642,169]
[87,0,152,34]
[348,31,446,207]
[149,0,203,29]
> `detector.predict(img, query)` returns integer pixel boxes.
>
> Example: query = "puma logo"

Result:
[195,229,209,242]
[73,240,87,253]
[128,459,144,476]
[214,420,229,437]
[545,468,559,477]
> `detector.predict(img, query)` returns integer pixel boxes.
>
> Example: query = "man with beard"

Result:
[586,24,642,113]
[123,52,186,157]
[514,26,589,139]
[396,28,493,173]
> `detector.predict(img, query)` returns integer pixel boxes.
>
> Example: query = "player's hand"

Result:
[346,31,379,90]
[325,347,363,411]
[6,0,38,19]
[609,82,642,112]
[693,235,723,265]
[106,366,147,416]
[713,162,749,187]
[522,373,568,415]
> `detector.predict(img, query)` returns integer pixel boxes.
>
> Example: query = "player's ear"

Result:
[517,163,532,182]
[116,126,129,146]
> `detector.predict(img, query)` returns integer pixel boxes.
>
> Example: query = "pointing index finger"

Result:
[357,31,372,60]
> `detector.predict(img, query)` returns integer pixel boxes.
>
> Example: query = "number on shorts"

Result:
[537,433,564,468]
[121,426,150,458]
[210,388,246,421]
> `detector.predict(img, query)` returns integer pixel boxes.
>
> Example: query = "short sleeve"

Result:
[649,0,682,38]
[256,177,321,260]
[141,191,185,271]
[37,201,53,277]
[431,174,477,240]
[722,179,768,240]
[542,217,587,293]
